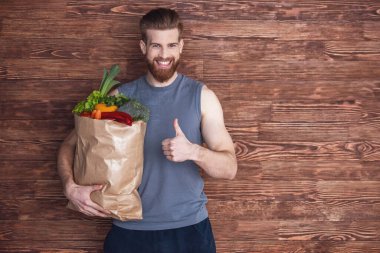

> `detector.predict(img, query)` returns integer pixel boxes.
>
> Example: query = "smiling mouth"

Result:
[155,59,173,68]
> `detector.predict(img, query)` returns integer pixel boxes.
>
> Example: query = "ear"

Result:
[140,40,147,55]
[179,39,184,54]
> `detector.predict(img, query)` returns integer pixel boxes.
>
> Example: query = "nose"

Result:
[159,46,168,59]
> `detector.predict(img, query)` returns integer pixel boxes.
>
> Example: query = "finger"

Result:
[162,138,171,146]
[163,150,172,156]
[83,205,109,217]
[162,145,172,151]
[173,118,184,136]
[86,185,112,215]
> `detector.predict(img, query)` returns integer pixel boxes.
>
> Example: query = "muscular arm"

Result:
[192,86,237,179]
[57,130,77,195]
[162,86,237,180]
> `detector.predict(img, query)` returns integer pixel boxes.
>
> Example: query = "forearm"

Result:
[57,143,76,195]
[191,144,237,180]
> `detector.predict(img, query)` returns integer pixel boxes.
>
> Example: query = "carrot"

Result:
[95,110,102,120]
[91,110,97,118]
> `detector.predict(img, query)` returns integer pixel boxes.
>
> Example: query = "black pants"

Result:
[103,217,216,253]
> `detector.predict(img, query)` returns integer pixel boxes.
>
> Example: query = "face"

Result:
[140,28,184,83]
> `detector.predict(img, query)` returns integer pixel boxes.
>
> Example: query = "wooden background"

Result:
[1,0,380,252]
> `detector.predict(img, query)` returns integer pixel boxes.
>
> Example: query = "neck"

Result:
[146,71,178,87]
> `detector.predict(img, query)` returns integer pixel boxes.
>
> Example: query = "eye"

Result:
[151,44,160,48]
[169,43,178,48]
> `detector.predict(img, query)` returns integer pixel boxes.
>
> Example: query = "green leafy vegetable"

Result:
[118,99,150,122]
[72,64,150,123]
[72,65,122,114]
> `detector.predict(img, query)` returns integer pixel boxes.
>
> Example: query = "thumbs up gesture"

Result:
[161,118,196,162]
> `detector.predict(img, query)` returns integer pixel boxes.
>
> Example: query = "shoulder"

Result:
[200,85,222,116]
[180,74,203,89]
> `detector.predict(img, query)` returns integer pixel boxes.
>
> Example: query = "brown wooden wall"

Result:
[1,1,380,252]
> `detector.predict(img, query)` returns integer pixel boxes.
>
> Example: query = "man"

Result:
[57,8,237,253]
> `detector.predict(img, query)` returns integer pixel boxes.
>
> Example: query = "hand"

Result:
[161,118,197,162]
[65,183,111,218]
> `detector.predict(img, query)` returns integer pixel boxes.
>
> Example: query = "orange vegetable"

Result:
[91,110,97,118]
[95,103,118,112]
[91,109,102,119]
[95,110,102,120]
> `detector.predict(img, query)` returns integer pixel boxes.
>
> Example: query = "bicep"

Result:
[200,86,235,154]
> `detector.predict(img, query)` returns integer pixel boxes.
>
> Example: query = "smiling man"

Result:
[57,8,237,253]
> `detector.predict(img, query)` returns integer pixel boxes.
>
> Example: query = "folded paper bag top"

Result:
[67,115,147,221]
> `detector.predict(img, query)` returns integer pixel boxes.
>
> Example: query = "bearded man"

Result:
[57,8,237,253]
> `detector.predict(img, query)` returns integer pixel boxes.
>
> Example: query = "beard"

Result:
[146,56,180,83]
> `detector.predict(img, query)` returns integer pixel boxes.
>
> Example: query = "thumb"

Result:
[174,118,184,136]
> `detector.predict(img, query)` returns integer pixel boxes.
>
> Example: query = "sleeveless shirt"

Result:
[113,73,209,230]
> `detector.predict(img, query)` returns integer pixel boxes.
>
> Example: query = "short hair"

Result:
[140,8,183,43]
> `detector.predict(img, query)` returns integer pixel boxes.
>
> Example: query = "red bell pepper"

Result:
[101,111,133,126]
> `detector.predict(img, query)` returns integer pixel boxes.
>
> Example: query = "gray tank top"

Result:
[113,73,208,230]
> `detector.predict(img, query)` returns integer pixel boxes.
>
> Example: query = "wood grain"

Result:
[65,1,380,21]
[1,0,379,252]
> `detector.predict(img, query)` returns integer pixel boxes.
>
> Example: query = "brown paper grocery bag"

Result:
[67,115,146,221]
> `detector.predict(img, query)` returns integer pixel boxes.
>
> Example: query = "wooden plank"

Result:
[204,180,317,201]
[233,140,379,162]
[278,221,380,241]
[0,220,111,241]
[0,199,72,220]
[213,220,380,241]
[0,17,140,39]
[324,40,380,61]
[187,20,370,40]
[259,160,380,181]
[0,0,67,19]
[364,21,380,39]
[258,122,349,142]
[0,100,76,120]
[223,101,272,123]
[0,240,103,252]
[0,161,59,180]
[0,120,73,140]
[349,121,380,141]
[226,123,259,141]
[0,79,101,101]
[317,181,380,201]
[271,103,363,122]
[204,60,380,81]
[201,39,380,62]
[208,199,380,222]
[205,80,378,102]
[0,180,64,200]
[0,140,61,161]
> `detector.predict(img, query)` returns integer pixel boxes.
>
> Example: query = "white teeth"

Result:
[157,60,170,65]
